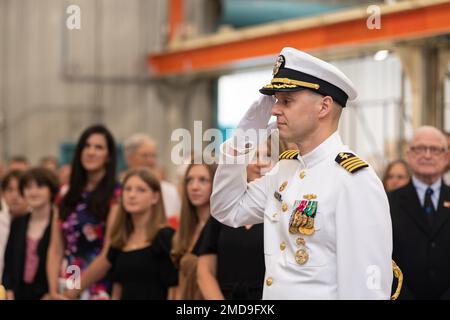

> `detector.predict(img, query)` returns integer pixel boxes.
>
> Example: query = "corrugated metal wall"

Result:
[0,0,214,182]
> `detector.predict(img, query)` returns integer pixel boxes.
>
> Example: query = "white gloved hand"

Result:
[233,95,277,152]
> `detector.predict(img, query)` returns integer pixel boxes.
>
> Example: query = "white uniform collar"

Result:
[297,131,343,168]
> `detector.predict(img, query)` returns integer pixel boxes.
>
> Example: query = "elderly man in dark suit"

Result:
[389,126,450,299]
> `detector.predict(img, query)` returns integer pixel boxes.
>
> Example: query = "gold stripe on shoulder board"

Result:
[335,152,368,174]
[279,150,299,160]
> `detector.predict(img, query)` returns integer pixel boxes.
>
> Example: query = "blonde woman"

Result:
[108,168,177,299]
[64,168,177,300]
[171,161,217,300]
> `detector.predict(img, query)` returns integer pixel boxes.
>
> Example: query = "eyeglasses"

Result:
[409,145,447,155]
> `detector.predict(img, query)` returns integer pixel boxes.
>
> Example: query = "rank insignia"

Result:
[279,150,299,160]
[335,152,369,174]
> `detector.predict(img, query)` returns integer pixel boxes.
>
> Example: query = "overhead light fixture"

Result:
[374,50,390,61]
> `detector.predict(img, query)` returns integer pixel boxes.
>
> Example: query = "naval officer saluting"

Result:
[211,47,393,300]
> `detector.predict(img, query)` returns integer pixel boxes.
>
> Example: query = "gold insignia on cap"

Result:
[272,55,285,76]
[278,150,299,160]
[335,152,369,174]
[262,83,297,90]
[271,78,320,90]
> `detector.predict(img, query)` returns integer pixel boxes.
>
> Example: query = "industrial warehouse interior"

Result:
[1,0,450,308]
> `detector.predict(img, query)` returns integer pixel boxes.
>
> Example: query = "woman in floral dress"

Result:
[47,124,120,300]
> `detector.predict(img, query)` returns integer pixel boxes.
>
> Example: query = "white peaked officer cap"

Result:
[260,47,358,107]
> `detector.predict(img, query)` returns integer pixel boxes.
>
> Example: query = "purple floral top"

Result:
[60,184,121,300]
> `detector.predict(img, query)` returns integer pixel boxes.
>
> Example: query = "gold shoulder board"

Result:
[335,152,368,174]
[279,150,299,161]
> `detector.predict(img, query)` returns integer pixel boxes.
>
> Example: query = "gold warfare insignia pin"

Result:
[272,55,285,76]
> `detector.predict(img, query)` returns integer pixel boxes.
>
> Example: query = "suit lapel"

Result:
[400,183,431,236]
[430,183,450,238]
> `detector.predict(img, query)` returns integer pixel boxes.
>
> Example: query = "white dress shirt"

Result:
[412,175,441,209]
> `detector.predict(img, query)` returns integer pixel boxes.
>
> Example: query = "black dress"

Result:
[195,217,265,300]
[107,227,178,300]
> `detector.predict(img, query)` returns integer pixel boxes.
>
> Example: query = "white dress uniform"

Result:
[212,133,393,299]
[211,47,393,300]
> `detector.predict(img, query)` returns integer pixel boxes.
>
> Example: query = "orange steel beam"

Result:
[168,0,184,42]
[150,1,450,76]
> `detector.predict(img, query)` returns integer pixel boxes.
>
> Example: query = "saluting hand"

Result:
[233,95,277,151]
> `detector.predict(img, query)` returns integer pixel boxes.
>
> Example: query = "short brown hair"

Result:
[19,167,60,202]
[1,170,23,191]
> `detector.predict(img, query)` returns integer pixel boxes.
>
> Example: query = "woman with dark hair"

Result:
[2,167,59,300]
[1,170,28,217]
[382,159,411,192]
[47,124,120,300]
[171,160,217,300]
